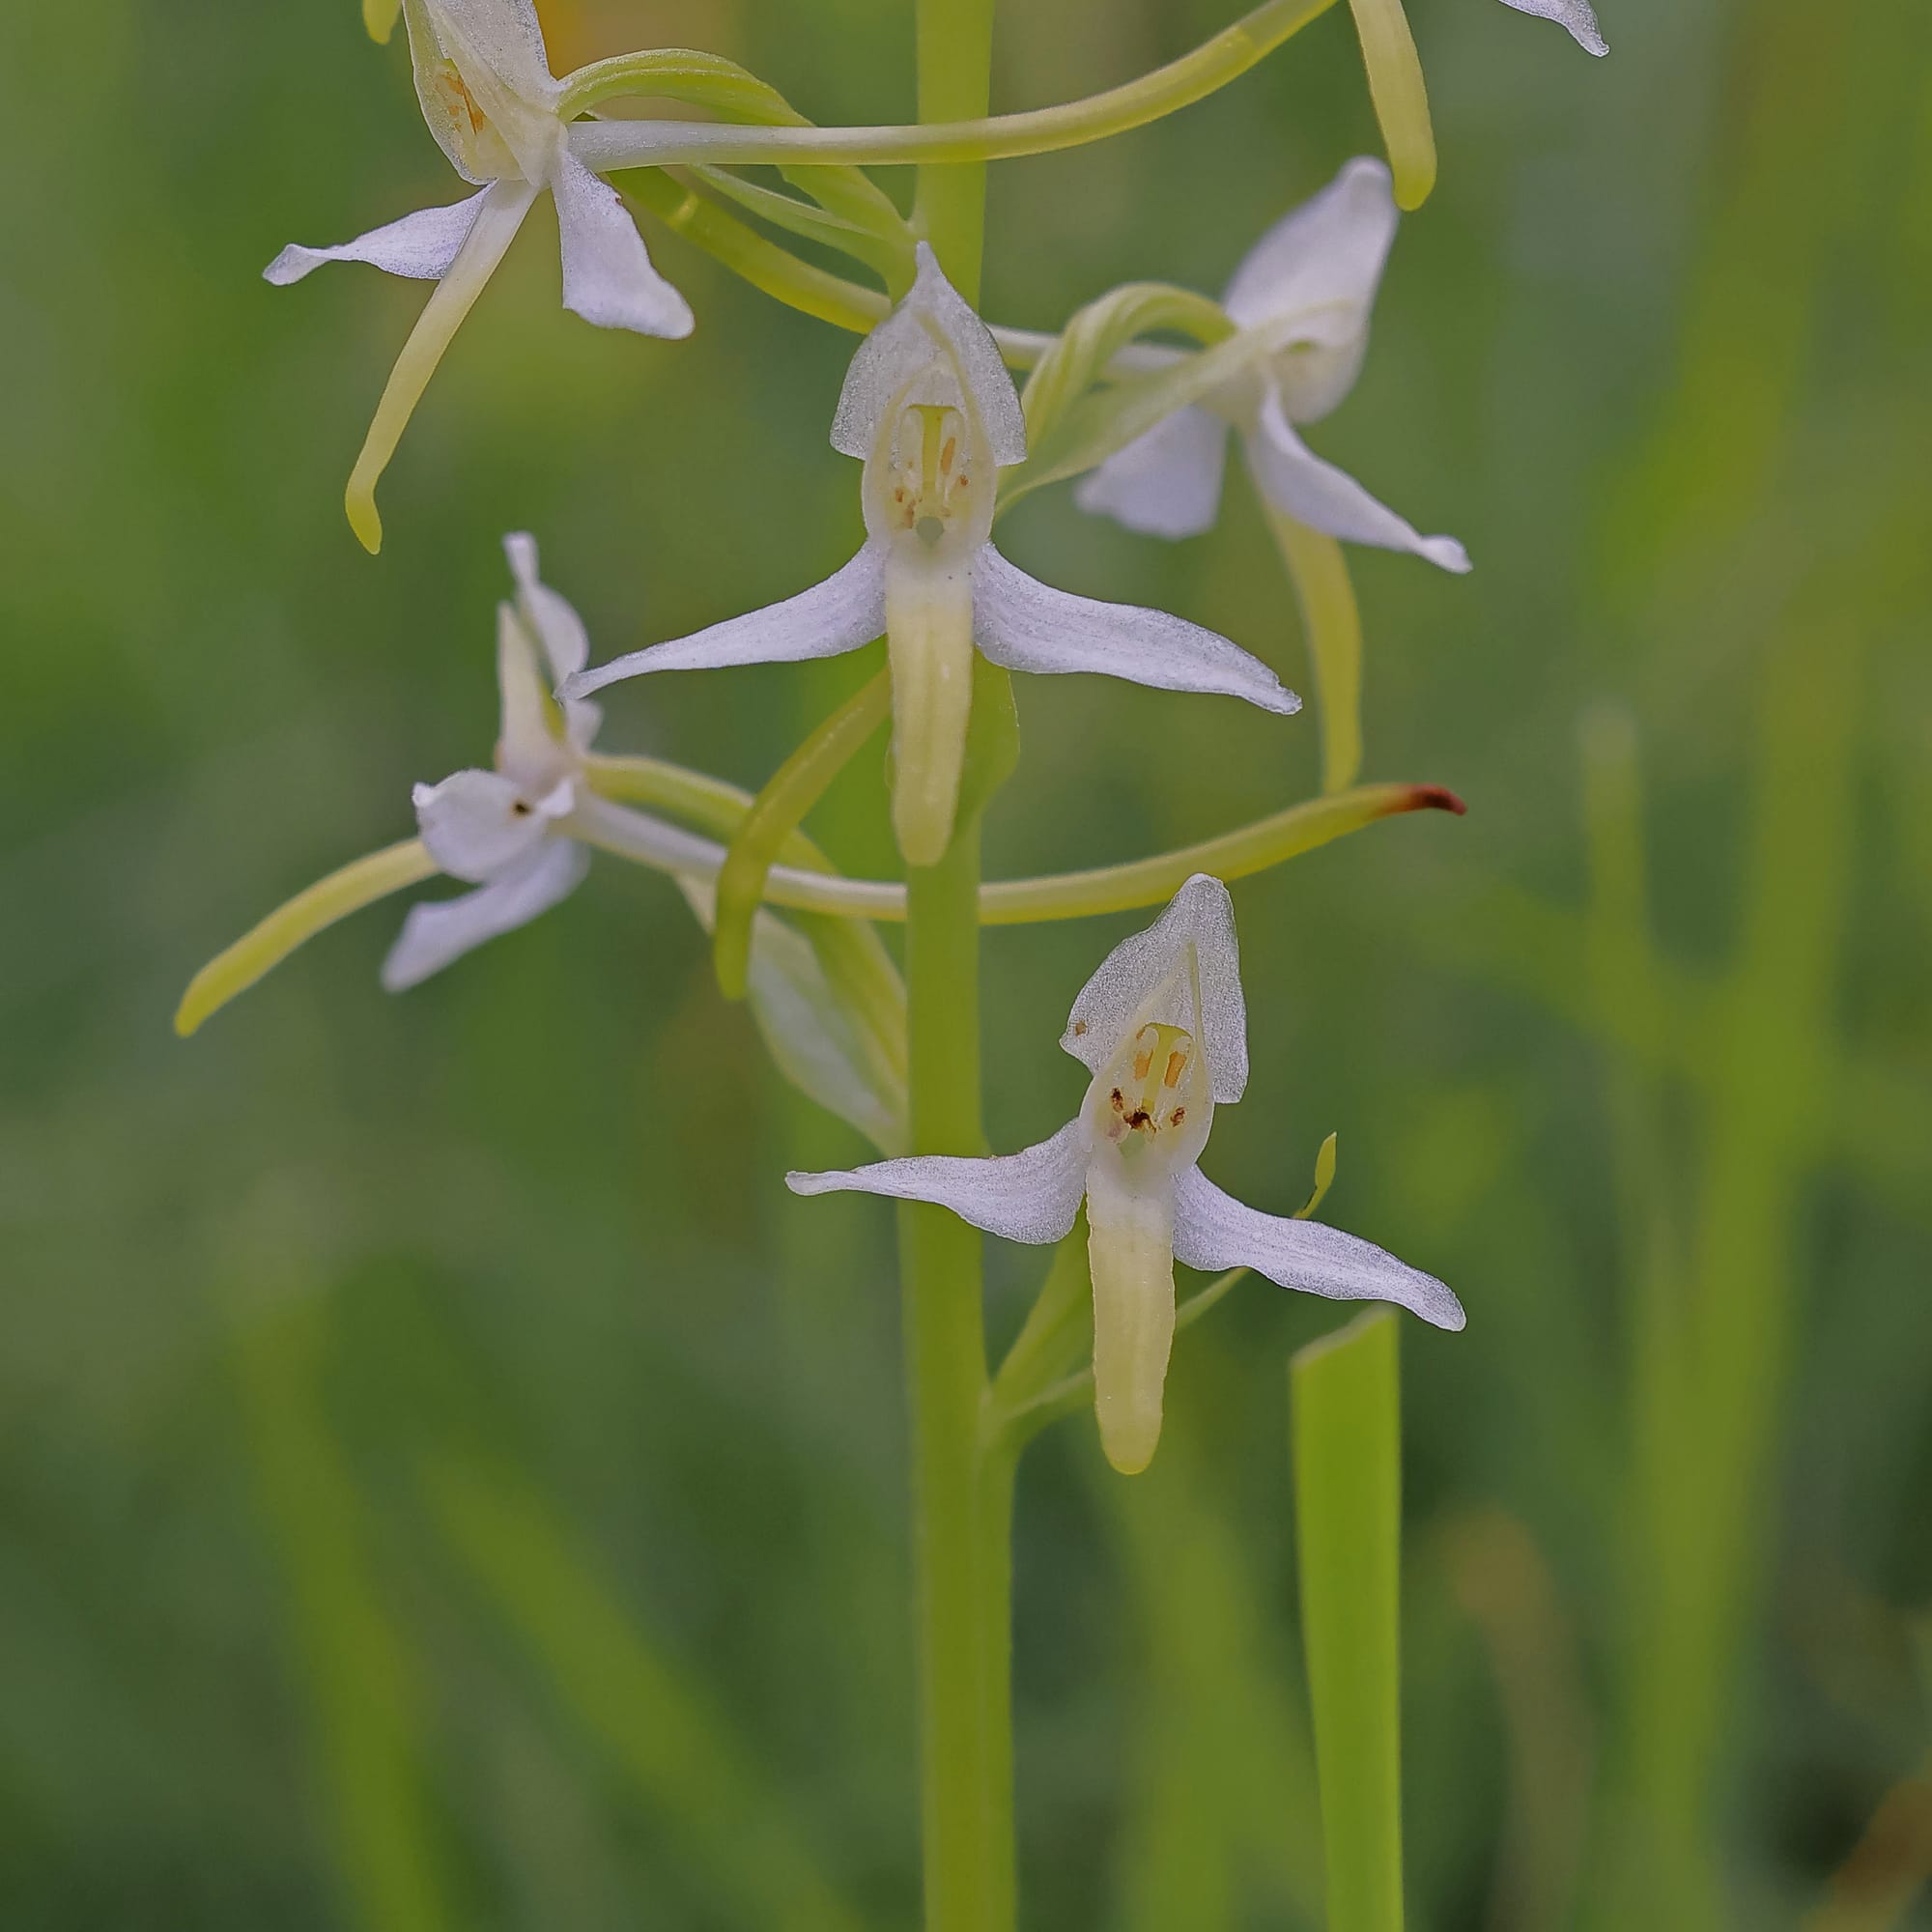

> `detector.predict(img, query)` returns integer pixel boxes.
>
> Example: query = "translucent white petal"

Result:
[563,548,886,698]
[831,242,1027,468]
[404,0,558,182]
[785,1118,1091,1246]
[1062,874,1249,1105]
[1073,405,1230,540]
[1245,385,1470,573]
[493,602,578,791]
[502,530,600,745]
[264,187,494,285]
[381,838,587,992]
[412,766,562,882]
[1171,1166,1466,1329]
[972,547,1300,717]
[1496,0,1609,55]
[552,153,695,338]
[1224,157,1397,327]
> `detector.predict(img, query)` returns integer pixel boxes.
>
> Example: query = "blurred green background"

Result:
[4,0,1929,1925]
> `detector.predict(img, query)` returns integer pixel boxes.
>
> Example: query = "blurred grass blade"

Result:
[1292,1308,1405,1932]
[229,1243,451,1932]
[423,1458,869,1932]
[362,0,401,43]
[1345,0,1436,210]
[714,670,891,1000]
[1269,513,1364,794]
[176,839,438,1037]
[1017,282,1233,450]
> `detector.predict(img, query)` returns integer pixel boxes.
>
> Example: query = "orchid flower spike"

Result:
[1077,158,1469,575]
[565,245,1299,868]
[269,0,694,553]
[788,875,1464,1474]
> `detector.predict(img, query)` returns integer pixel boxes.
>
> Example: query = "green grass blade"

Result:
[1291,1308,1404,1932]
[423,1457,869,1932]
[229,1256,452,1932]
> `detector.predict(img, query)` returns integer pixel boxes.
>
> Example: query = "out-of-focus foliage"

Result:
[2,0,1929,1927]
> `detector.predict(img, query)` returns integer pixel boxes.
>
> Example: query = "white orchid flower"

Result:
[565,244,1300,868]
[1075,158,1469,574]
[383,530,610,988]
[268,0,694,553]
[787,874,1463,1474]
[1496,0,1608,55]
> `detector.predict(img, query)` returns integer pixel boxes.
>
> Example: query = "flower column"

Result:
[901,0,1013,1924]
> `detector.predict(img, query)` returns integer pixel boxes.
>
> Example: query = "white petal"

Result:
[502,531,600,745]
[551,153,695,338]
[1245,385,1470,573]
[831,242,1027,468]
[1171,1166,1465,1329]
[786,1119,1091,1246]
[1495,0,1608,55]
[382,838,586,991]
[493,603,570,785]
[502,530,586,681]
[264,187,494,285]
[412,767,559,881]
[405,0,559,183]
[1073,405,1230,540]
[563,548,885,699]
[1221,158,1399,421]
[1063,874,1249,1105]
[973,547,1299,717]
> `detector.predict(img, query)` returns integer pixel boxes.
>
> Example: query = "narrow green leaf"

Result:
[714,670,891,1001]
[1292,1308,1406,1932]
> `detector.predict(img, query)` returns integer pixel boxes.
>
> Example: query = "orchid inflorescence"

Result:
[191,0,1606,1472]
[191,13,1606,1907]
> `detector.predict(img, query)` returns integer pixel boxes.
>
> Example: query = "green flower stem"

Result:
[895,3,1018,1923]
[568,0,1342,177]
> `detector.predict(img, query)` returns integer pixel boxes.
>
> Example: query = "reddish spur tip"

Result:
[1394,783,1467,817]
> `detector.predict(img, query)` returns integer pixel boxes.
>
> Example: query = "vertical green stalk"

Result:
[899,11,1011,1924]
[1292,1309,1406,1932]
